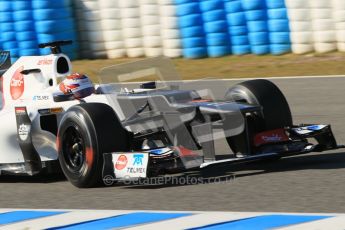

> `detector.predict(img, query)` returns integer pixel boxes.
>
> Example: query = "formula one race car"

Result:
[0,41,343,188]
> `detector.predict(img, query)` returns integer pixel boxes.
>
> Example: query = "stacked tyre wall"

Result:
[201,0,231,57]
[1,0,345,60]
[1,0,19,62]
[0,0,78,61]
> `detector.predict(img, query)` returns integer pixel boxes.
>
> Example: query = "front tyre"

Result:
[57,103,130,188]
[225,79,292,130]
[225,79,292,155]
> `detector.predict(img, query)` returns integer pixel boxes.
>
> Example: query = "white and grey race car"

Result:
[0,41,343,188]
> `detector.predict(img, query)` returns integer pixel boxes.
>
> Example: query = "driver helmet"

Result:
[59,73,95,99]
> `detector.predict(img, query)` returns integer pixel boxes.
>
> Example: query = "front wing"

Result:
[102,124,344,181]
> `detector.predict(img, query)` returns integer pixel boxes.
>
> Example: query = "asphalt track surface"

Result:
[1,76,345,213]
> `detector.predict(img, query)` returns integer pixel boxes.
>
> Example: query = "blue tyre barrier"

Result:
[39,48,51,55]
[3,41,18,50]
[224,1,242,14]
[247,21,268,32]
[178,14,202,28]
[251,45,270,55]
[32,0,71,9]
[35,19,74,33]
[231,35,250,45]
[14,20,34,31]
[11,48,20,57]
[37,30,77,43]
[248,32,269,45]
[270,44,291,55]
[19,49,39,56]
[267,8,287,19]
[33,8,72,21]
[229,25,248,36]
[2,32,16,41]
[0,22,14,32]
[17,31,37,41]
[207,46,230,57]
[232,45,251,55]
[206,33,229,46]
[176,3,200,16]
[12,1,31,11]
[45,46,78,57]
[227,12,246,26]
[245,10,267,21]
[202,10,225,22]
[268,19,289,32]
[11,57,18,63]
[269,32,290,44]
[183,47,207,59]
[182,37,206,48]
[180,26,204,38]
[265,0,285,9]
[200,0,223,12]
[0,1,11,11]
[204,20,227,33]
[18,40,38,49]
[0,12,12,22]
[241,0,265,10]
[13,10,33,21]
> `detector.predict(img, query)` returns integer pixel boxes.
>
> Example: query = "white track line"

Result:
[278,215,345,230]
[0,210,344,230]
[124,212,258,230]
[0,210,130,230]
[0,210,11,214]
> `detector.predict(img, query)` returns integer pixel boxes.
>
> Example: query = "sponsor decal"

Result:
[115,155,128,170]
[18,123,30,141]
[50,107,63,113]
[254,129,289,147]
[133,154,144,166]
[126,154,146,174]
[15,107,26,115]
[37,59,52,65]
[126,166,146,174]
[10,66,25,100]
[113,153,149,179]
[38,107,63,115]
[33,95,50,101]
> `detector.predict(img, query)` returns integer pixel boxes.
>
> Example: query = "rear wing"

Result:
[0,51,11,76]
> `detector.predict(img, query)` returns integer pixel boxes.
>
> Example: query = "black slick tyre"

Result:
[225,79,292,154]
[57,103,130,188]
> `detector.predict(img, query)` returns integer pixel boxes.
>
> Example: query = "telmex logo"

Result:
[10,66,24,100]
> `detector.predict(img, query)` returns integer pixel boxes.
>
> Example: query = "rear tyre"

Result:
[57,103,130,188]
[225,79,292,154]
